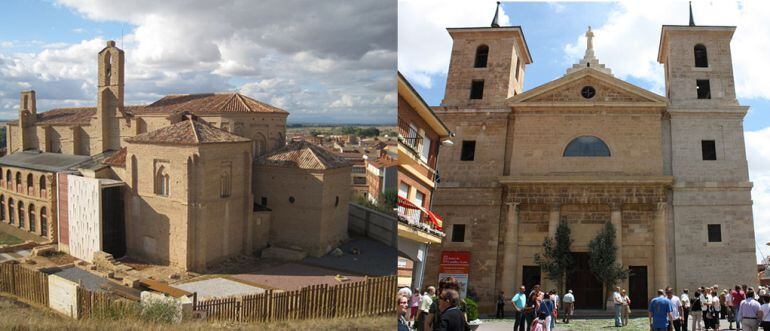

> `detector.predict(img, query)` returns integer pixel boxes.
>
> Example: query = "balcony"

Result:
[397,196,444,241]
[398,118,438,173]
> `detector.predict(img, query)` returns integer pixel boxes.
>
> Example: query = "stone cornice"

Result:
[498,175,674,186]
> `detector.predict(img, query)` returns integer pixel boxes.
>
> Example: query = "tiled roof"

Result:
[7,106,144,125]
[125,116,251,145]
[136,93,288,115]
[256,141,351,170]
[0,150,93,172]
[102,147,127,167]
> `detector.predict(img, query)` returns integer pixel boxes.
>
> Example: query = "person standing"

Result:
[496,291,506,319]
[512,286,527,331]
[703,288,715,330]
[538,291,555,331]
[759,292,770,331]
[733,285,746,330]
[650,289,674,331]
[437,289,466,331]
[410,289,422,323]
[399,295,411,331]
[620,289,631,326]
[690,290,703,331]
[681,289,691,331]
[549,290,559,330]
[667,288,684,331]
[711,289,722,330]
[525,285,542,331]
[562,290,575,324]
[613,286,623,327]
[416,286,435,331]
[739,289,763,331]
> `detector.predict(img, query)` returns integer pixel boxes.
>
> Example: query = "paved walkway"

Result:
[173,277,265,300]
[0,249,30,263]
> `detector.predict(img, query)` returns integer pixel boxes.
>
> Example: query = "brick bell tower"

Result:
[94,40,125,154]
[441,1,533,108]
[657,2,755,291]
[18,90,37,151]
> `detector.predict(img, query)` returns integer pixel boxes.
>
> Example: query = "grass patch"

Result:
[0,231,23,245]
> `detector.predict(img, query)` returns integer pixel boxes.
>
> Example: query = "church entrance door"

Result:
[566,252,604,309]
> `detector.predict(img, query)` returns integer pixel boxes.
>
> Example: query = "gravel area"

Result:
[232,263,367,291]
[173,277,265,299]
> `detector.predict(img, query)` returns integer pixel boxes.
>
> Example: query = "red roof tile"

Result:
[125,116,250,145]
[136,93,288,115]
[7,106,144,126]
[257,141,351,170]
[103,147,127,167]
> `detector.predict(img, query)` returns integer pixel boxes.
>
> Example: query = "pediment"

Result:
[508,68,666,106]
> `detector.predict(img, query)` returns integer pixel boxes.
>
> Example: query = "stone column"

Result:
[610,202,623,266]
[500,202,520,295]
[548,202,560,237]
[653,202,669,290]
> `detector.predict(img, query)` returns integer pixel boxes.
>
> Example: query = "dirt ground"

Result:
[0,294,393,330]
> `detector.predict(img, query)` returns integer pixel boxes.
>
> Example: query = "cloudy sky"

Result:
[0,0,396,124]
[400,0,770,262]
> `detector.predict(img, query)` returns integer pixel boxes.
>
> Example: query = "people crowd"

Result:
[398,282,770,331]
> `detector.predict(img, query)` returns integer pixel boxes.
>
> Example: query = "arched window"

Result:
[8,198,14,224]
[41,207,48,237]
[26,173,33,194]
[563,136,611,157]
[15,172,21,191]
[474,45,489,68]
[28,204,35,232]
[18,201,24,229]
[694,44,708,68]
[5,170,11,189]
[155,166,170,196]
[40,175,47,196]
[0,195,4,222]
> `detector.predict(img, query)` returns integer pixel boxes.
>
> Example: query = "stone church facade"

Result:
[423,19,756,312]
[3,41,351,271]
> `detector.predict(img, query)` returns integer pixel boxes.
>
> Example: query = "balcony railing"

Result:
[397,197,444,238]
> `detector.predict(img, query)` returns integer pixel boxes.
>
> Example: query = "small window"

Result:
[261,197,268,207]
[474,45,489,68]
[563,136,611,157]
[335,196,340,207]
[451,224,466,242]
[460,140,476,161]
[702,140,716,160]
[694,44,708,68]
[470,80,484,100]
[289,196,295,204]
[707,224,722,242]
[696,80,711,99]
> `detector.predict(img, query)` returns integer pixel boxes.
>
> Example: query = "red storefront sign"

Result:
[439,251,470,274]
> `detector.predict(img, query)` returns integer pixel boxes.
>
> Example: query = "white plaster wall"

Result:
[48,275,78,318]
[68,175,102,262]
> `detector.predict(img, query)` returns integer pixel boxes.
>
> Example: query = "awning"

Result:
[397,196,443,231]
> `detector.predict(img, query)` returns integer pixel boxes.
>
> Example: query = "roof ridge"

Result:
[189,117,200,143]
[234,93,253,112]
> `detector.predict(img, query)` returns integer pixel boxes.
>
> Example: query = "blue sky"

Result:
[399,0,770,262]
[0,0,396,124]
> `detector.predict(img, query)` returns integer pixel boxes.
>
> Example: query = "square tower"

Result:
[658,22,755,290]
[441,27,532,108]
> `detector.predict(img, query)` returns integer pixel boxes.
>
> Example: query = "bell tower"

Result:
[441,2,532,108]
[94,40,125,153]
[18,90,37,151]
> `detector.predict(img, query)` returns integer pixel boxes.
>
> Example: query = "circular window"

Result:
[289,196,295,204]
[581,86,596,99]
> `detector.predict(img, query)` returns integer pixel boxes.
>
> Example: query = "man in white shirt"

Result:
[681,289,691,331]
[740,288,763,331]
[562,290,575,323]
[667,287,684,331]
[613,286,623,327]
[415,286,434,331]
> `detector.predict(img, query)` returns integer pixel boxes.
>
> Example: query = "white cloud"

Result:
[0,0,396,123]
[398,0,509,88]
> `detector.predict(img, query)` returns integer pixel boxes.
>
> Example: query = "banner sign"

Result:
[439,251,470,298]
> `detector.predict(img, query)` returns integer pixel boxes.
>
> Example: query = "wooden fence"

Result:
[76,287,133,319]
[195,275,397,322]
[0,261,48,306]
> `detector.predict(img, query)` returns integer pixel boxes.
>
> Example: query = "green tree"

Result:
[588,221,629,308]
[534,221,573,293]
